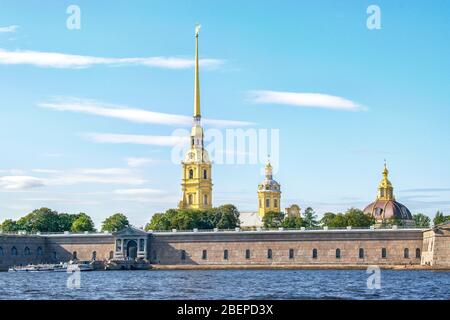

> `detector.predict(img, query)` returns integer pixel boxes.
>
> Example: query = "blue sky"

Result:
[0,0,449,228]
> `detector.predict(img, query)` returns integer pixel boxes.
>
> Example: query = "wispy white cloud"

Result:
[84,133,189,146]
[0,25,19,33]
[39,97,253,127]
[0,48,224,69]
[0,176,45,190]
[114,188,164,195]
[125,158,153,168]
[248,90,365,111]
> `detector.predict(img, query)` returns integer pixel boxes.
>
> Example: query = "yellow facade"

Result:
[179,25,213,210]
[257,162,281,217]
[377,161,394,201]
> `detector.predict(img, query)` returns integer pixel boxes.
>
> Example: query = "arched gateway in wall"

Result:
[113,226,149,260]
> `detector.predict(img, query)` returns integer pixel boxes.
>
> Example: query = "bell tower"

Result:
[257,158,281,217]
[179,25,213,210]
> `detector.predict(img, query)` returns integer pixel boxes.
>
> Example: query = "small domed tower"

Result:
[257,159,281,217]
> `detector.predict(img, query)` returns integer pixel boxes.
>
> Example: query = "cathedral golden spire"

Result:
[194,24,201,120]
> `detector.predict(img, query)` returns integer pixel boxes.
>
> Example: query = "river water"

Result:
[0,269,448,300]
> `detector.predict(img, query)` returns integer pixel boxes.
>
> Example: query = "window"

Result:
[189,169,194,179]
[116,239,122,252]
[381,248,387,259]
[404,248,409,259]
[224,250,229,260]
[266,198,270,208]
[267,249,273,259]
[109,251,114,260]
[24,247,31,256]
[72,251,77,260]
[359,248,364,259]
[152,250,157,260]
[380,189,385,197]
[181,250,186,260]
[92,251,97,261]
[274,199,278,208]
[0,247,3,256]
[416,248,421,259]
[11,247,18,256]
[202,250,207,260]
[139,239,145,252]
[204,194,208,205]
[289,249,294,259]
[53,251,57,260]
[312,248,318,259]
[203,169,207,179]
[259,199,262,208]
[37,247,43,256]
[188,194,193,205]
[245,249,251,259]
[336,248,341,259]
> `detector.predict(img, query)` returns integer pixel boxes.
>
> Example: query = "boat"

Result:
[8,261,94,272]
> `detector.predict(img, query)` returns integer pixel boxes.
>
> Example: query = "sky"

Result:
[0,0,449,228]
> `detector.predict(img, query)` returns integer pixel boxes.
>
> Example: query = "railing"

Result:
[0,225,427,236]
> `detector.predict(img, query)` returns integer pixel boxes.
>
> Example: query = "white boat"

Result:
[8,261,94,272]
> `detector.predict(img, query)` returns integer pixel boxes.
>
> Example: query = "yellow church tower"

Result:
[257,159,281,217]
[179,25,213,210]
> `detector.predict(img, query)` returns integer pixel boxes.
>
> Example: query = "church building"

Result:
[178,25,213,210]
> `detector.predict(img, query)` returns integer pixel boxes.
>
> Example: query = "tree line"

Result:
[0,208,130,233]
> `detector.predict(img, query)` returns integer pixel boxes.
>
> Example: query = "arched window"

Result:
[245,249,251,259]
[11,247,18,256]
[53,251,57,260]
[381,248,387,259]
[0,247,3,256]
[72,251,77,260]
[202,250,207,260]
[116,239,122,252]
[109,251,114,260]
[92,251,97,261]
[37,247,43,256]
[267,249,273,259]
[188,194,193,205]
[336,248,341,259]
[359,248,364,259]
[189,169,194,179]
[181,250,186,260]
[224,249,229,260]
[24,247,31,256]
[203,169,207,179]
[274,199,278,208]
[151,250,157,260]
[204,194,208,205]
[404,248,409,259]
[139,239,145,252]
[265,198,270,208]
[259,199,262,208]
[416,248,421,259]
[312,248,318,259]
[289,249,294,259]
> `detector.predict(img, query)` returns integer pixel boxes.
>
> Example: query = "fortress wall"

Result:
[0,235,48,271]
[46,234,115,263]
[150,230,424,266]
[422,226,450,267]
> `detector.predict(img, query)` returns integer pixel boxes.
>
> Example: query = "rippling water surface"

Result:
[0,270,448,300]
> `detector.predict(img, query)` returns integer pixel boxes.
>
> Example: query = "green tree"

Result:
[344,208,375,227]
[71,213,95,232]
[145,213,171,231]
[282,216,303,228]
[433,211,450,226]
[262,211,284,228]
[413,213,431,228]
[0,219,20,232]
[101,213,129,232]
[302,207,318,228]
[58,213,78,232]
[16,208,61,232]
[320,212,336,226]
[382,216,405,227]
[211,204,240,229]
